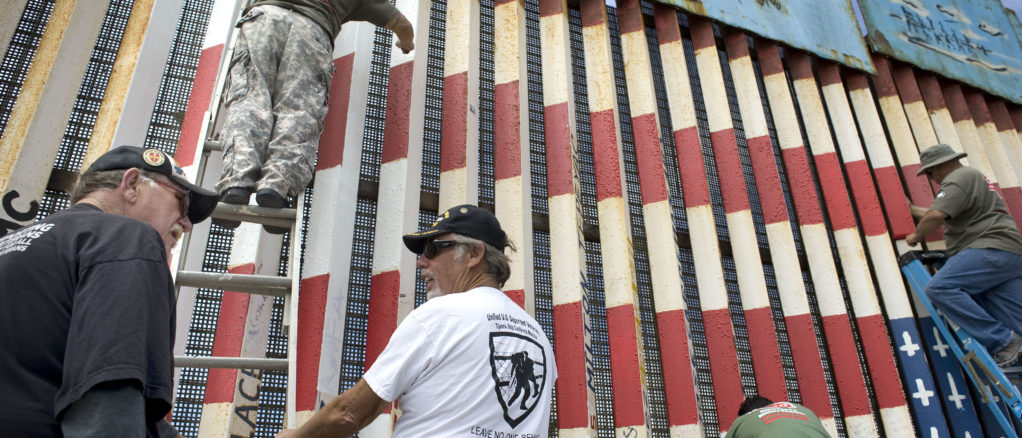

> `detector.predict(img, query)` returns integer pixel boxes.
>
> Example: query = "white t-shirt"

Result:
[364,286,557,437]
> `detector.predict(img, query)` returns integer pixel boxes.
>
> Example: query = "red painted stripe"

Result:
[579,0,605,28]
[783,314,834,420]
[915,73,947,112]
[963,89,993,125]
[756,41,784,77]
[843,160,887,236]
[870,55,899,98]
[723,30,749,60]
[441,72,468,172]
[297,273,329,411]
[873,165,916,239]
[673,126,711,207]
[746,135,788,224]
[787,51,813,81]
[941,83,971,123]
[615,0,643,34]
[553,302,589,428]
[989,99,1016,132]
[632,113,668,204]
[544,102,573,197]
[538,0,563,17]
[503,289,525,309]
[495,80,523,180]
[175,44,223,167]
[653,5,681,44]
[655,309,699,425]
[710,129,751,213]
[780,148,825,225]
[590,109,623,201]
[204,263,255,404]
[813,152,857,230]
[820,315,872,417]
[365,270,400,370]
[318,55,355,170]
[382,61,414,164]
[817,62,841,86]
[701,308,744,430]
[856,314,906,409]
[891,63,923,104]
[1002,187,1022,231]
[843,70,869,92]
[743,307,786,401]
[605,304,646,427]
[689,15,714,51]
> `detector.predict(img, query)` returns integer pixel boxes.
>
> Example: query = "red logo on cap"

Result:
[143,149,165,166]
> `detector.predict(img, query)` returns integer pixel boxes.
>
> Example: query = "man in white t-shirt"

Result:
[277,204,556,437]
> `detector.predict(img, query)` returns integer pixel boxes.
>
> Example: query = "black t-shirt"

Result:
[0,204,176,435]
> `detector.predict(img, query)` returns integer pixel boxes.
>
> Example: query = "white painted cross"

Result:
[932,327,951,358]
[913,378,935,406]
[945,373,967,410]
[901,331,921,357]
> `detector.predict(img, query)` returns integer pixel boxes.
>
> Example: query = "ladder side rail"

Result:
[284,192,306,429]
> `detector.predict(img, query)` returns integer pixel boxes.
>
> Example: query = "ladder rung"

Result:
[175,355,288,370]
[176,271,291,297]
[205,139,223,152]
[211,203,296,228]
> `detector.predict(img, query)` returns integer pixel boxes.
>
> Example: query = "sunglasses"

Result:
[422,240,463,259]
[143,176,190,218]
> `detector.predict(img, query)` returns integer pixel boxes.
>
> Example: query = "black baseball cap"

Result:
[86,145,219,223]
[403,204,507,254]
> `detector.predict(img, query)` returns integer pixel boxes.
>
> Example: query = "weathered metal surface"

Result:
[654,0,874,73]
[859,0,1022,104]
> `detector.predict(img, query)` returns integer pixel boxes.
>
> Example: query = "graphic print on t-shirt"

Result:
[489,331,547,427]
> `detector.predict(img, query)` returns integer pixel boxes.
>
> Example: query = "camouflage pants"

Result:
[217,5,334,198]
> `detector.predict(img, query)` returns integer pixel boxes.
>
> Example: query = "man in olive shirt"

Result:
[726,396,830,438]
[907,143,1022,367]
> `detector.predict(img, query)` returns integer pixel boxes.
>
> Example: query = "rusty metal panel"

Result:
[859,0,1022,104]
[655,0,874,73]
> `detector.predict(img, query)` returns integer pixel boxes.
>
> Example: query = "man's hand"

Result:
[387,12,415,54]
[275,429,297,438]
[906,232,923,247]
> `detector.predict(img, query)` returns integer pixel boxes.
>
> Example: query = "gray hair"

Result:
[451,234,516,287]
[70,168,162,203]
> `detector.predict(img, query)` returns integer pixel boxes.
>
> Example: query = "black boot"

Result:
[255,188,291,234]
[211,187,251,229]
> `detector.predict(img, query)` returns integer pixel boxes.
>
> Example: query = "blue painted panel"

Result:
[916,317,984,437]
[890,317,952,437]
[859,0,1022,104]
[656,0,874,73]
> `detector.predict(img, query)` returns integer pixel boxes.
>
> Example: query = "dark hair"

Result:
[738,396,774,416]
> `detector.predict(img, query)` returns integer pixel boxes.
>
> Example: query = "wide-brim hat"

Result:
[403,204,507,254]
[917,143,967,176]
[85,145,219,223]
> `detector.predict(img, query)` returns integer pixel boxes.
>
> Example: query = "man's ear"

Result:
[120,168,143,203]
[465,242,486,268]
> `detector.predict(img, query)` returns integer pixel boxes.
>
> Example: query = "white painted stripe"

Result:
[440,168,469,211]
[878,406,915,437]
[792,78,837,155]
[444,0,473,75]
[821,82,866,162]
[560,428,597,438]
[373,159,412,275]
[930,109,967,157]
[294,410,315,428]
[549,194,587,306]
[540,15,570,108]
[832,229,883,318]
[763,73,803,151]
[878,95,922,167]
[197,402,231,438]
[620,31,656,117]
[694,46,732,133]
[668,423,704,437]
[800,224,847,318]
[849,88,895,168]
[821,418,839,438]
[953,119,996,181]
[304,166,341,276]
[493,1,523,85]
[496,175,527,292]
[976,122,1020,188]
[644,201,685,313]
[844,414,880,438]
[597,198,638,309]
[726,211,770,310]
[728,52,768,139]
[202,0,246,49]
[615,425,649,437]
[864,234,914,320]
[582,25,616,113]
[903,101,940,150]
[764,222,811,316]
[687,206,729,311]
[658,40,697,131]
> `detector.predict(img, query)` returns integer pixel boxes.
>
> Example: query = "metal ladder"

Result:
[900,250,1022,437]
[170,0,303,428]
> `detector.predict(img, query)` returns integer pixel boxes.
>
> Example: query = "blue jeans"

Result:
[926,248,1022,352]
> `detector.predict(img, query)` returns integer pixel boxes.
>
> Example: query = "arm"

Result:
[61,381,145,437]
[906,209,949,246]
[907,199,929,219]
[385,12,414,53]
[276,379,389,438]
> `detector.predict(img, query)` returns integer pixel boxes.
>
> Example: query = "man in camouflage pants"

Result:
[216,0,414,233]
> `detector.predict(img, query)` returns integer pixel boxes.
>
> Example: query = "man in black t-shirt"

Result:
[0,146,217,437]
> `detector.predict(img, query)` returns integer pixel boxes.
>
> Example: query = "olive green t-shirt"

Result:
[930,166,1022,256]
[726,402,830,438]
[249,0,399,40]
